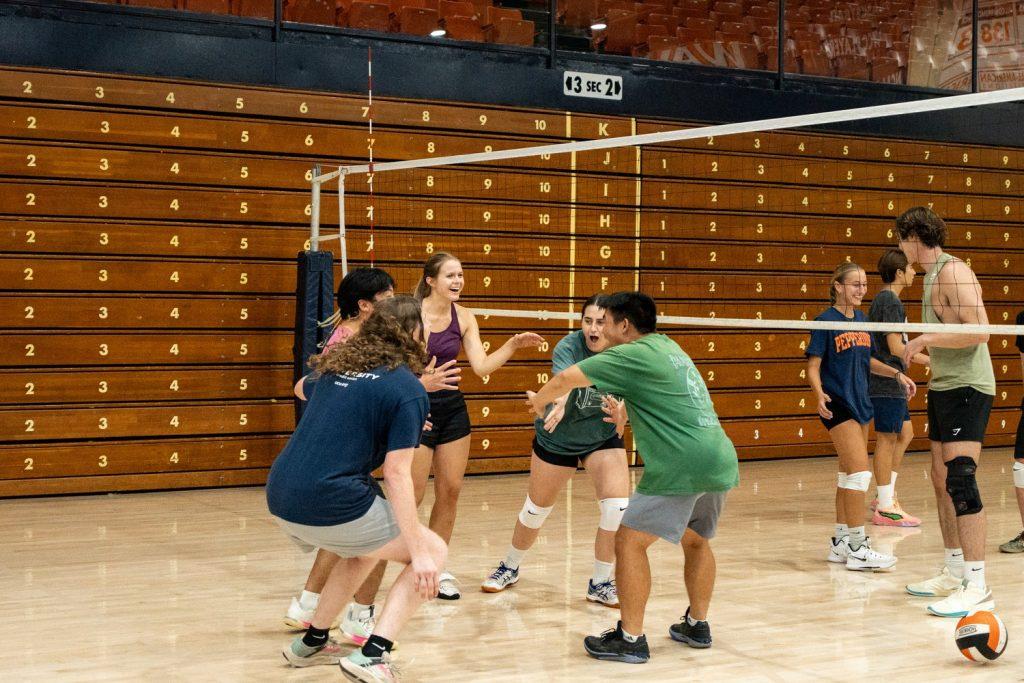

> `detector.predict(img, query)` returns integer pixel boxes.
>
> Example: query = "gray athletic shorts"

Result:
[274,496,400,558]
[621,491,727,544]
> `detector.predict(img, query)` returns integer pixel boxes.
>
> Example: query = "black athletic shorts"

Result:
[1014,398,1024,460]
[819,396,870,432]
[532,434,626,469]
[927,386,994,443]
[419,390,471,449]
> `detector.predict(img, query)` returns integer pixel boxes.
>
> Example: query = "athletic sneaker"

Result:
[999,530,1024,553]
[926,580,994,617]
[826,536,850,563]
[282,636,344,667]
[872,504,921,527]
[340,650,400,682]
[437,572,461,600]
[340,604,375,646]
[586,579,619,607]
[845,542,896,571]
[669,608,711,649]
[284,597,314,630]
[583,622,650,664]
[905,566,963,597]
[481,562,519,593]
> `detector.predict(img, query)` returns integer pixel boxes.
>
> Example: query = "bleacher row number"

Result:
[21,341,252,357]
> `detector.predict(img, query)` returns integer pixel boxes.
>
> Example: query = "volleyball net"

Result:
[306,87,1024,344]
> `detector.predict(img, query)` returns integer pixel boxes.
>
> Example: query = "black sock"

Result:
[302,626,330,648]
[362,634,394,659]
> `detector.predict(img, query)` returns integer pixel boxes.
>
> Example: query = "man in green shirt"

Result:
[527,291,739,664]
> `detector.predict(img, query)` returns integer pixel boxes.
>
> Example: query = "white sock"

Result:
[835,523,849,539]
[877,483,895,509]
[621,627,641,643]
[592,560,614,584]
[686,613,703,626]
[890,471,898,493]
[945,548,965,578]
[848,526,866,551]
[347,601,372,620]
[504,545,526,571]
[299,590,319,610]
[964,561,985,589]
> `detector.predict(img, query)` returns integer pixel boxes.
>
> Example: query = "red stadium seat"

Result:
[489,16,535,44]
[677,25,716,40]
[439,0,475,18]
[747,5,774,18]
[646,12,679,34]
[870,56,903,82]
[182,0,230,12]
[711,1,743,17]
[396,5,440,33]
[445,14,485,40]
[283,0,336,23]
[348,1,390,30]
[635,23,669,55]
[801,49,833,76]
[835,53,870,78]
[233,0,275,17]
[559,0,598,28]
[647,34,679,60]
[726,41,762,68]
[599,10,638,54]
[685,17,716,32]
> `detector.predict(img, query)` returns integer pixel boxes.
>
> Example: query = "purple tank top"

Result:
[426,304,462,366]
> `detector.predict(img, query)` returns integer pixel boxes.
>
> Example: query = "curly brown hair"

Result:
[895,206,947,248]
[308,295,426,376]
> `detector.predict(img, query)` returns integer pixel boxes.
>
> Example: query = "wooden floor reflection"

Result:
[5,451,1024,681]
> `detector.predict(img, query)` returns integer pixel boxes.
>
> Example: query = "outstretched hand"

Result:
[512,332,545,349]
[602,396,628,438]
[421,356,461,392]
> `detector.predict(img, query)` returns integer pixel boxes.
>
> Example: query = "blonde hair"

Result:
[414,252,460,300]
[829,262,864,305]
[308,295,425,376]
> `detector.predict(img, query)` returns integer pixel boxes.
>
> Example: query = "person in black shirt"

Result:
[868,249,929,527]
[999,309,1024,553]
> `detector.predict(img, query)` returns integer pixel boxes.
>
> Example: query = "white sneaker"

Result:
[438,572,461,600]
[905,566,963,597]
[845,543,896,571]
[281,636,344,667]
[826,536,850,563]
[586,579,619,607]
[927,580,994,617]
[481,562,520,593]
[284,596,314,630]
[340,603,375,646]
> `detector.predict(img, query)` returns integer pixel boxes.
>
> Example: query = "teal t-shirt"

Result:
[534,330,618,456]
[577,334,739,495]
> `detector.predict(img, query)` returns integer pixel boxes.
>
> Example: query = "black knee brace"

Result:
[945,456,983,516]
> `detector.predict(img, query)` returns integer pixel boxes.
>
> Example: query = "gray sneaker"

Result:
[999,530,1024,553]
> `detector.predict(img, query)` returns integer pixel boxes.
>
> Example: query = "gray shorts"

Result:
[621,491,726,544]
[275,496,400,558]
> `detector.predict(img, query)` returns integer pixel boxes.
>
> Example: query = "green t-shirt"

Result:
[534,330,618,456]
[577,333,739,495]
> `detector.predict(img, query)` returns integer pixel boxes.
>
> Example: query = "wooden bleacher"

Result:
[0,65,1020,496]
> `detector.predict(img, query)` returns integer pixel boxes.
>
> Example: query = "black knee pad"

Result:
[945,456,983,516]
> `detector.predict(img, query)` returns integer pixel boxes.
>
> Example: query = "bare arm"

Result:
[806,356,832,420]
[460,308,544,378]
[294,376,308,400]
[382,447,439,599]
[526,365,591,418]
[905,262,990,365]
[885,333,929,366]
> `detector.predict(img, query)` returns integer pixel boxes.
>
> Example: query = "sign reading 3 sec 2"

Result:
[563,71,623,101]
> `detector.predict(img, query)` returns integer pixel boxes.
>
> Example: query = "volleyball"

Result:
[955,611,1007,662]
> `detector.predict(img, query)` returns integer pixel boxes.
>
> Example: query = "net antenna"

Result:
[307,86,1024,337]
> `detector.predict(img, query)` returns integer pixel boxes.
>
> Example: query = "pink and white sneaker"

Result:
[872,502,921,527]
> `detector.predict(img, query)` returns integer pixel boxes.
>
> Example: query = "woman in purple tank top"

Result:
[413,252,545,599]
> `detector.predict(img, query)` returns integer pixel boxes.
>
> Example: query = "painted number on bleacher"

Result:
[26,154,36,167]
[26,116,37,129]
[22,81,33,94]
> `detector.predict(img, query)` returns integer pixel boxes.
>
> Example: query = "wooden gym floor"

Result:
[4,451,1023,681]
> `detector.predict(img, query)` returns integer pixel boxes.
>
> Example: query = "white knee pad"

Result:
[841,471,872,492]
[598,497,630,532]
[1013,461,1024,488]
[518,496,554,529]
[836,471,848,488]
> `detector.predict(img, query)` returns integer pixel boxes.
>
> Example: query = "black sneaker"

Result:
[669,608,712,649]
[583,621,650,664]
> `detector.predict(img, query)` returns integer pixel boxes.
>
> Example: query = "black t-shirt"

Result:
[868,290,906,398]
[266,365,428,526]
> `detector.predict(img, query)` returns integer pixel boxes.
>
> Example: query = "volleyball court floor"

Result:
[4,450,1021,681]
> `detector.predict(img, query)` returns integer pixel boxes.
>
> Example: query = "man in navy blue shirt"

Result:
[268,296,446,681]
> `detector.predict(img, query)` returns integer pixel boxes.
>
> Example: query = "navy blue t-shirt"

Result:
[266,365,429,526]
[806,307,874,424]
